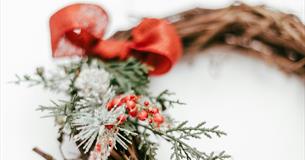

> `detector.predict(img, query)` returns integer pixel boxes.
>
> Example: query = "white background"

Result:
[1,0,304,160]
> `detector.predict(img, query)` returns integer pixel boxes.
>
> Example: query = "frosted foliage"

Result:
[73,105,124,154]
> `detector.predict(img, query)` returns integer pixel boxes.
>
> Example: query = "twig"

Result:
[110,149,123,160]
[127,143,138,160]
[33,147,54,160]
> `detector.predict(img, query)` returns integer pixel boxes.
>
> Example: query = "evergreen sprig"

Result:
[100,57,150,95]
[37,95,81,135]
[166,121,227,139]
[137,129,159,160]
[155,90,186,111]
[12,60,82,93]
[166,121,229,160]
[134,121,230,160]
[13,67,51,88]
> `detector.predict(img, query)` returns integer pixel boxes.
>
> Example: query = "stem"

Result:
[127,141,138,160]
[33,147,54,160]
[110,150,122,160]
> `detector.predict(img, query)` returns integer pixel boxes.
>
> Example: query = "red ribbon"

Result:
[50,3,182,75]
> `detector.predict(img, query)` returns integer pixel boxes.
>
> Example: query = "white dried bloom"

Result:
[74,64,111,99]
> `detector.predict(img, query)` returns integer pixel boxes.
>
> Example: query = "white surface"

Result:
[1,0,304,160]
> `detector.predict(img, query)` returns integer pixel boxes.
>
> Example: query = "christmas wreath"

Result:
[15,2,305,160]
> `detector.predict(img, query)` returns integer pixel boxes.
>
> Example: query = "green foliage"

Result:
[101,57,150,95]
[134,121,230,160]
[13,68,56,88]
[12,61,82,94]
[137,129,159,160]
[167,121,229,160]
[154,89,186,111]
[37,95,81,135]
[166,121,227,138]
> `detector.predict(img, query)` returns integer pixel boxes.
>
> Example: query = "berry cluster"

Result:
[106,94,165,127]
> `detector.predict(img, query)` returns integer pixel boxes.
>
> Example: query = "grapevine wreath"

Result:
[15,2,305,160]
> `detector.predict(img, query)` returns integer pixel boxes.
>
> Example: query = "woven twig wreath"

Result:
[112,3,305,77]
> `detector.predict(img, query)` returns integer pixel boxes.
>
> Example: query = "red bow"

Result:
[50,3,182,75]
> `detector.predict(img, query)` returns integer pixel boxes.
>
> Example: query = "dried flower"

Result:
[74,63,111,100]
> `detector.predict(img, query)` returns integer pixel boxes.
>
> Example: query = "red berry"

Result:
[95,143,101,152]
[144,101,149,106]
[112,97,121,106]
[129,95,137,101]
[106,101,114,110]
[121,97,128,103]
[128,107,138,117]
[107,97,123,110]
[148,118,153,124]
[149,107,159,114]
[124,94,137,102]
[153,113,164,124]
[126,100,136,111]
[117,114,127,124]
[105,125,114,130]
[120,97,127,103]
[137,110,148,121]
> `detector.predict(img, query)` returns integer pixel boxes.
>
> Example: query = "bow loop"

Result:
[131,18,182,74]
[50,3,182,75]
[50,3,108,57]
